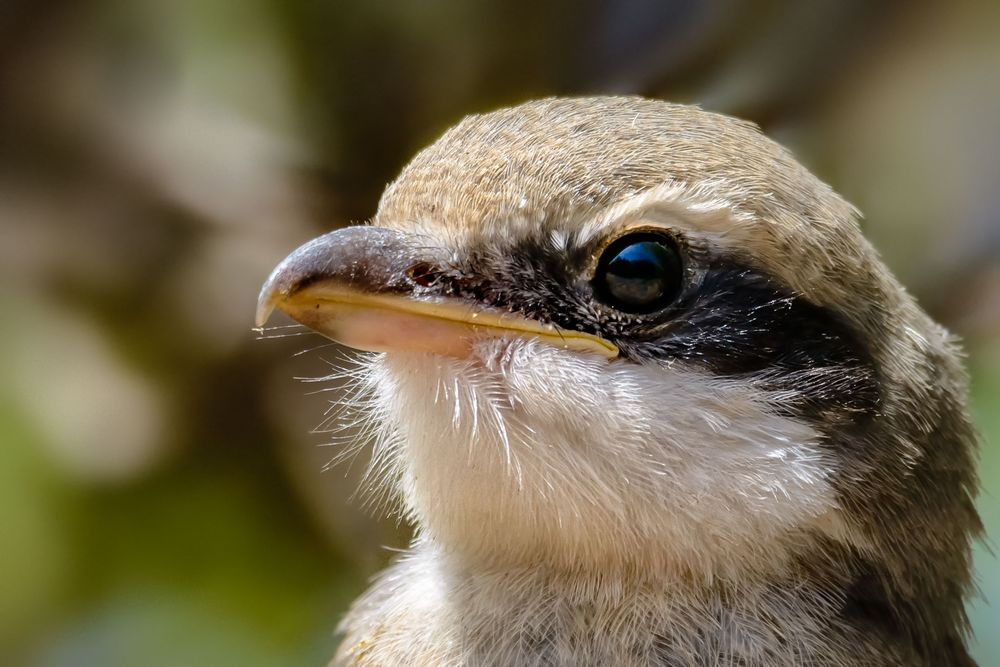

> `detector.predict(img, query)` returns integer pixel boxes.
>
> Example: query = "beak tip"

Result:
[256,250,304,328]
[254,303,274,328]
[255,278,283,328]
[254,296,276,328]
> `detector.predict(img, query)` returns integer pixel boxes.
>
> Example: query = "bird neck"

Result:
[336,539,962,666]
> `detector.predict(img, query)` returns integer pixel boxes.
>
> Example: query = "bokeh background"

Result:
[2,1,998,665]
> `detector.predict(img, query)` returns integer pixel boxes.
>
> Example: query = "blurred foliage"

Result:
[1,0,998,664]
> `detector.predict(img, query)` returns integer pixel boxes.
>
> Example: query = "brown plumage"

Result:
[258,97,981,665]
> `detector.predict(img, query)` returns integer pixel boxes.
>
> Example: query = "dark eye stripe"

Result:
[433,237,879,426]
[615,260,881,422]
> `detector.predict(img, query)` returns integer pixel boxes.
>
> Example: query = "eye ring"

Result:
[592,231,684,313]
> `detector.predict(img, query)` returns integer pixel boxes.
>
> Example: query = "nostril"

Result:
[406,262,441,287]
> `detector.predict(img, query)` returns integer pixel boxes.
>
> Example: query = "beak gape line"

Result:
[256,226,618,359]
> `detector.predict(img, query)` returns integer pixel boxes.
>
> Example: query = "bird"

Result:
[256,97,982,666]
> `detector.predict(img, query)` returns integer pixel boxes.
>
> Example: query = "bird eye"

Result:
[594,233,683,313]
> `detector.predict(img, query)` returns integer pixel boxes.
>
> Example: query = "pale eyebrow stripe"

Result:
[575,180,756,251]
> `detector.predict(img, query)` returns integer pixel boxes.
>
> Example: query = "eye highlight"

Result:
[593,232,683,313]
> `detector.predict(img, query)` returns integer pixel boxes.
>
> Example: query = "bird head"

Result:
[258,98,978,594]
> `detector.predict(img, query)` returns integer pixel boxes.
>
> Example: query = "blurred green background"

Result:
[1,1,997,665]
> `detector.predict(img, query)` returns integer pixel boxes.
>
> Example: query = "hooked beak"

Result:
[255,226,618,359]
